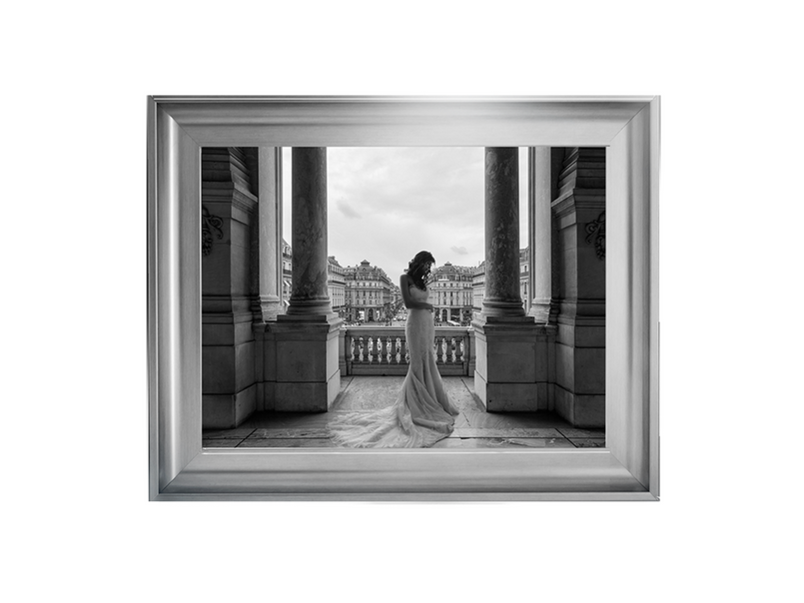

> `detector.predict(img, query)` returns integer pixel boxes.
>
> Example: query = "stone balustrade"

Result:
[342,326,474,376]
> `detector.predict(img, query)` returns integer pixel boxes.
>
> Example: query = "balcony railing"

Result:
[341,326,474,376]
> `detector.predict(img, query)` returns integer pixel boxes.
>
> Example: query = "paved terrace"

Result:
[203,376,605,449]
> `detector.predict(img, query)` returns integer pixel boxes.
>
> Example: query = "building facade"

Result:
[344,260,394,322]
[472,261,485,318]
[430,262,474,325]
[281,238,292,310]
[327,256,347,317]
[520,247,530,315]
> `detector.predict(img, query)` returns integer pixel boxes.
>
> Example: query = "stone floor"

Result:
[203,376,605,449]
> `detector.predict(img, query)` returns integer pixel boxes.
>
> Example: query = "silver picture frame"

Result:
[147,96,660,501]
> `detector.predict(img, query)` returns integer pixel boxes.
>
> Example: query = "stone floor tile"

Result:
[330,376,402,411]
[201,427,256,440]
[246,412,332,429]
[250,427,331,439]
[461,410,558,430]
[202,438,246,448]
[238,438,334,448]
[499,437,575,448]
[226,377,604,450]
[569,437,606,448]
[452,427,564,438]
[431,437,574,448]
[557,427,606,438]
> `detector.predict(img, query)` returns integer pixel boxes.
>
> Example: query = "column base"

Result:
[270,316,343,411]
[480,299,526,319]
[528,299,552,324]
[472,320,554,412]
[203,384,257,429]
[254,294,283,322]
[554,387,605,428]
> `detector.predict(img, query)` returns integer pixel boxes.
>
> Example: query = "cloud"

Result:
[336,199,361,219]
[283,147,526,274]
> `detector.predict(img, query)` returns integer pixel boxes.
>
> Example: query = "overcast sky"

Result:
[282,147,528,279]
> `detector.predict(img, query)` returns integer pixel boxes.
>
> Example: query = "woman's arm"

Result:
[399,274,433,310]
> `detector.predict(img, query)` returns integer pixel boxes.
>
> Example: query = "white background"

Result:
[3,2,801,601]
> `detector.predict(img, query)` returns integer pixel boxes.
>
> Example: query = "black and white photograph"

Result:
[4,2,802,603]
[200,146,606,450]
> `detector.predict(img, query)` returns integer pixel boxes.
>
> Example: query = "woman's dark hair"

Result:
[407,250,435,290]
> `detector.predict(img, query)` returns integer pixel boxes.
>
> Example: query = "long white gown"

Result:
[329,283,460,448]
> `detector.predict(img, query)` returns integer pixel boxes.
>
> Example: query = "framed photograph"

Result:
[148,96,659,500]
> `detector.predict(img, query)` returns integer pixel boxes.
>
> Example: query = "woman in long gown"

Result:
[329,251,460,448]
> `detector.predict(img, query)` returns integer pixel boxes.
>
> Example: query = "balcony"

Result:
[341,325,473,376]
[203,375,605,449]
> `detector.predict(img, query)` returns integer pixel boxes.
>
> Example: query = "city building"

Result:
[520,247,530,315]
[472,261,485,319]
[430,262,474,324]
[281,238,292,310]
[327,256,347,317]
[344,260,394,322]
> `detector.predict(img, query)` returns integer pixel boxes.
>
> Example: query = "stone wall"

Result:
[201,148,260,428]
[551,148,606,427]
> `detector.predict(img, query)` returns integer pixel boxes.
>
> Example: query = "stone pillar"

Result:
[286,148,333,317]
[482,148,525,318]
[201,147,259,428]
[252,148,284,412]
[552,147,606,427]
[473,148,551,412]
[270,148,342,411]
[253,147,283,322]
[528,147,552,324]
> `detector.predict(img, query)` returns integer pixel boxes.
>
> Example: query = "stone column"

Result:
[482,148,525,318]
[254,147,283,322]
[286,147,333,317]
[271,148,342,411]
[528,146,552,324]
[473,148,551,412]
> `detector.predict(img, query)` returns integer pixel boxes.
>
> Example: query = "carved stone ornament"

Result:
[585,211,606,260]
[201,205,223,256]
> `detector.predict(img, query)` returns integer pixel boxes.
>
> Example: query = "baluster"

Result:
[403,338,410,364]
[357,336,364,362]
[455,336,463,364]
[435,335,443,363]
[391,337,398,364]
[447,337,455,363]
[380,336,388,364]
